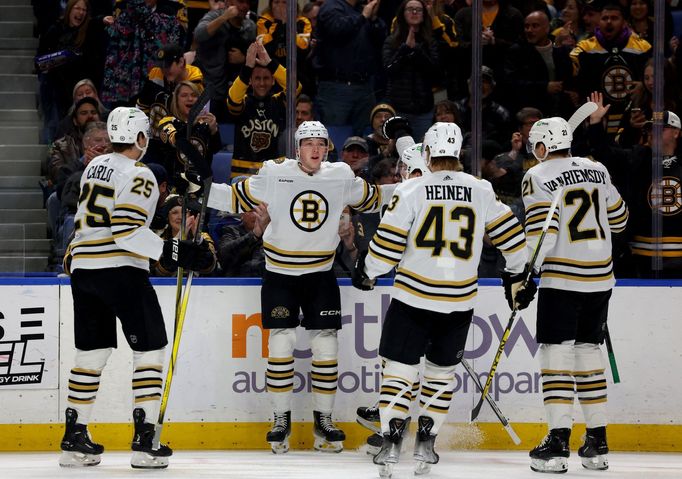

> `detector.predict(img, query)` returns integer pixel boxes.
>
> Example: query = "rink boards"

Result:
[0,277,680,452]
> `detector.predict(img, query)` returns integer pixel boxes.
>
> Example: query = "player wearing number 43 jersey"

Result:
[352,122,534,478]
[207,121,380,454]
[521,116,628,474]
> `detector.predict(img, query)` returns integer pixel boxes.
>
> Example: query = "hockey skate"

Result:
[356,404,381,434]
[266,411,291,454]
[373,417,410,479]
[130,408,172,469]
[365,433,383,456]
[413,416,439,475]
[59,408,104,467]
[529,428,570,474]
[313,410,346,453]
[578,427,609,470]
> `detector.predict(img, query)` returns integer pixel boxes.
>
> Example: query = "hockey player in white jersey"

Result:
[207,121,380,453]
[522,116,628,473]
[352,122,536,477]
[59,107,209,469]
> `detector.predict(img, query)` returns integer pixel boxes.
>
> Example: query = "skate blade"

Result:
[269,439,290,454]
[366,444,381,456]
[131,451,169,469]
[581,454,608,470]
[530,457,568,474]
[59,451,101,467]
[314,437,344,453]
[414,460,432,475]
[378,463,394,478]
[357,416,381,434]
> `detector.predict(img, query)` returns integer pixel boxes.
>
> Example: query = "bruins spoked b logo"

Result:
[290,190,328,231]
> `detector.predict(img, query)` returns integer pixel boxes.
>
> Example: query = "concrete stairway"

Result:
[0,0,50,273]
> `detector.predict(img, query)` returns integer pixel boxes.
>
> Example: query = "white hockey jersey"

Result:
[364,170,528,313]
[65,153,164,273]
[521,156,628,292]
[207,159,379,275]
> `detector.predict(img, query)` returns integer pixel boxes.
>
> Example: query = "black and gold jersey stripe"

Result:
[542,256,613,282]
[607,197,628,233]
[394,268,478,302]
[486,211,526,252]
[368,224,408,266]
[525,201,560,235]
[350,180,380,212]
[263,241,335,269]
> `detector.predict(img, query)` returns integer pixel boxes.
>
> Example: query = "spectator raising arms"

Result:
[228,41,301,179]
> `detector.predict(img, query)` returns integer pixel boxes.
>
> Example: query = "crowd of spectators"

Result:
[32,0,682,278]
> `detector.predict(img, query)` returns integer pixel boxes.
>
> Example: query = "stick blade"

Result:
[470,398,484,423]
[567,102,598,132]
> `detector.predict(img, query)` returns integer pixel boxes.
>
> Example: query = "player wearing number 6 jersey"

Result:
[521,117,628,474]
[352,122,533,477]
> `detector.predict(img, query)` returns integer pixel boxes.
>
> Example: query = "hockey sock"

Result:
[574,342,608,428]
[67,348,112,424]
[411,376,421,406]
[418,360,457,435]
[379,360,419,435]
[267,328,297,413]
[539,342,575,430]
[132,348,165,422]
[310,329,339,414]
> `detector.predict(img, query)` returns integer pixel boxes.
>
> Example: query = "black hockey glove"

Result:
[351,250,376,291]
[176,136,213,180]
[382,116,412,141]
[501,269,537,311]
[162,238,210,271]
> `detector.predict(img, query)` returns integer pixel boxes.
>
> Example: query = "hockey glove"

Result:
[162,238,210,271]
[176,136,213,180]
[382,116,412,141]
[352,250,376,291]
[501,270,537,310]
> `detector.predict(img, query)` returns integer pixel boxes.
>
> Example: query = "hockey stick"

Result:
[604,324,620,383]
[153,178,212,449]
[471,188,563,422]
[567,101,598,132]
[461,359,521,445]
[154,89,214,449]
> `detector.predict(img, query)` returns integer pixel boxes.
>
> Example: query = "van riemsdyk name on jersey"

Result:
[543,167,608,192]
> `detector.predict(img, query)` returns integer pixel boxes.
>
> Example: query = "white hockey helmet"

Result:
[295,120,329,161]
[398,143,430,180]
[107,107,150,156]
[422,122,463,167]
[529,117,572,161]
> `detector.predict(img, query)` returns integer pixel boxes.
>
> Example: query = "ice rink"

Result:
[2,450,681,478]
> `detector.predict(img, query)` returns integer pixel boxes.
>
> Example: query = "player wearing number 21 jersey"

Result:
[521,146,628,291]
[522,116,628,474]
